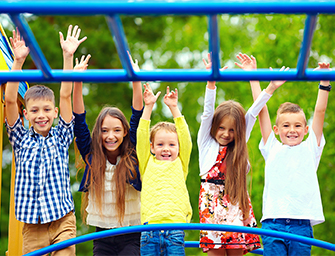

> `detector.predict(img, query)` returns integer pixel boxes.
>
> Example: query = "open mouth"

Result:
[161,154,171,159]
[36,120,48,126]
[105,140,117,146]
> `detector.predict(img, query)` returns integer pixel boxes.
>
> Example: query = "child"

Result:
[73,53,143,255]
[137,83,192,256]
[198,54,283,256]
[5,25,86,254]
[240,53,331,256]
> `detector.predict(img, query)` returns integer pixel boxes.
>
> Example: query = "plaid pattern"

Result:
[6,116,74,224]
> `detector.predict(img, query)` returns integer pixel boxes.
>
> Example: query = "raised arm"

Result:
[312,62,331,146]
[59,25,87,123]
[141,83,161,121]
[72,55,91,114]
[235,53,287,144]
[128,52,143,111]
[5,28,30,126]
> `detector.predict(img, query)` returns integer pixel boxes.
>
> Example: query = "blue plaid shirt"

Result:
[6,116,75,224]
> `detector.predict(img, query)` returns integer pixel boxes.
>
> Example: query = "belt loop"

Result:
[299,220,302,225]
[273,219,276,223]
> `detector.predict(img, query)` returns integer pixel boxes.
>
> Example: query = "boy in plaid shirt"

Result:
[5,25,86,255]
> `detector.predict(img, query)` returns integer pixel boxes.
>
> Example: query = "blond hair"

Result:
[150,121,177,144]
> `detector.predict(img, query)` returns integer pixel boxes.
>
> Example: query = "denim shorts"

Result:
[140,230,185,256]
[261,218,313,256]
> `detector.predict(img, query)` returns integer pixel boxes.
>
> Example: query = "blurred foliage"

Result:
[1,11,335,256]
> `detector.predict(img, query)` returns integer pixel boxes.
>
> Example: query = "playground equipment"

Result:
[1,1,335,255]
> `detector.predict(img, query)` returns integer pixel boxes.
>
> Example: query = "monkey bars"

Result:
[0,1,335,83]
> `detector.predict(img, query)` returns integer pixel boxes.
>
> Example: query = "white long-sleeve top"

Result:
[198,87,272,177]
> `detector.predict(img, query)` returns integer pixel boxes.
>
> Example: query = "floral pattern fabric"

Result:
[199,147,261,254]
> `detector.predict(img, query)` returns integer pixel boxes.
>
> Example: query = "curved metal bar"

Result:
[1,1,335,15]
[24,223,335,256]
[0,69,334,83]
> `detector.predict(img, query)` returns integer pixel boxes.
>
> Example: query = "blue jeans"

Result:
[140,230,185,256]
[261,219,313,256]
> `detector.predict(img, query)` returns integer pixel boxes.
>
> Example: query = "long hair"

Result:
[210,100,250,220]
[82,107,137,225]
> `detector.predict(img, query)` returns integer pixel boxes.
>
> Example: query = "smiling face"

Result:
[101,115,127,154]
[215,116,235,146]
[150,129,179,161]
[23,98,58,137]
[274,112,308,146]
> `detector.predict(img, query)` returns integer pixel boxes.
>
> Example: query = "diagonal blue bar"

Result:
[296,15,318,78]
[24,223,335,256]
[106,15,135,79]
[208,15,220,80]
[9,14,52,78]
[1,1,335,15]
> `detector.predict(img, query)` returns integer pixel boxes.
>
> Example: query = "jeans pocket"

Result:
[168,230,185,246]
[140,231,151,247]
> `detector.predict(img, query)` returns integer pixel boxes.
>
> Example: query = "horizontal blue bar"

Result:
[0,69,334,82]
[1,1,335,15]
[24,223,335,256]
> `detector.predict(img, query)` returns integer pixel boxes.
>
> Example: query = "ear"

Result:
[23,109,28,120]
[273,125,279,135]
[304,125,309,135]
[123,129,128,137]
[150,142,155,155]
[54,107,59,118]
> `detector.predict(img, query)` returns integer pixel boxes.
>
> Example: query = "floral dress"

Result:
[199,147,261,254]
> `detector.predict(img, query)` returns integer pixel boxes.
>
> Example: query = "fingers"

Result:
[66,25,73,39]
[166,86,170,95]
[155,91,162,99]
[202,58,208,66]
[221,66,228,70]
[59,32,64,43]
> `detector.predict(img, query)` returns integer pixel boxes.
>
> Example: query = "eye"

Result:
[229,129,234,132]
[45,108,51,112]
[219,126,225,130]
[31,109,37,113]
[283,124,289,127]
[102,129,107,133]
[170,143,175,147]
[296,124,301,127]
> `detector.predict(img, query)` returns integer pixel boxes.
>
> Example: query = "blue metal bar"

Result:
[296,15,318,78]
[106,15,135,79]
[9,14,52,79]
[0,69,334,83]
[208,15,220,79]
[24,223,335,256]
[1,1,335,15]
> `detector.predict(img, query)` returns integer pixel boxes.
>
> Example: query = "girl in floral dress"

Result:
[198,54,282,255]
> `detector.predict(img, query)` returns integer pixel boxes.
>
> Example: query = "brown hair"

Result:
[210,100,250,220]
[150,121,177,144]
[24,85,55,106]
[276,102,306,126]
[82,107,137,225]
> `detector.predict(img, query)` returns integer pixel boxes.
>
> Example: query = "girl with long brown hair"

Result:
[198,54,282,256]
[73,54,143,255]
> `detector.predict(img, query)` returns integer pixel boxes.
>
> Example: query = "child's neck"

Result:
[106,150,120,165]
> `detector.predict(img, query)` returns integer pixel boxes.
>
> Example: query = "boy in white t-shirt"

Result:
[236,53,331,255]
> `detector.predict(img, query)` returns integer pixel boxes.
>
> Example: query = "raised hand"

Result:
[143,83,161,106]
[60,25,87,57]
[269,66,290,89]
[235,53,256,70]
[74,54,91,71]
[314,62,331,86]
[163,86,178,108]
[10,28,29,61]
[128,51,140,71]
[203,53,228,70]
